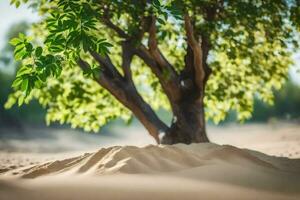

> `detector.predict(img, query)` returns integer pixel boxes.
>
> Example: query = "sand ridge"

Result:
[7,143,300,178]
[1,143,300,200]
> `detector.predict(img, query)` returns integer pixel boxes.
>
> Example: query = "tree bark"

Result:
[161,94,209,144]
[157,14,210,144]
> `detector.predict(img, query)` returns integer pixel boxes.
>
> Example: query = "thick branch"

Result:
[121,41,134,82]
[89,51,122,80]
[78,58,91,71]
[194,2,223,85]
[201,36,212,85]
[135,45,181,102]
[126,16,183,104]
[100,11,182,104]
[184,14,205,90]
[78,57,168,143]
[148,16,177,78]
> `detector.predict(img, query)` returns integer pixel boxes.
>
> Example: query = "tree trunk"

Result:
[161,96,209,144]
[157,14,211,145]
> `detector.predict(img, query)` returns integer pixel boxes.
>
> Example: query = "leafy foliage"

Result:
[0,22,46,127]
[7,0,300,132]
[9,33,63,105]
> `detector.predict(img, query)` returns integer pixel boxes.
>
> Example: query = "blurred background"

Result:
[0,0,300,169]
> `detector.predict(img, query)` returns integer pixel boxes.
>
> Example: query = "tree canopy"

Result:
[6,0,300,133]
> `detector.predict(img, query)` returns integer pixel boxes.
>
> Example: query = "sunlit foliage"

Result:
[6,0,300,131]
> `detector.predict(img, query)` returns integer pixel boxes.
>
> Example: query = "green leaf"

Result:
[157,17,165,25]
[152,0,161,7]
[18,33,26,40]
[38,73,47,82]
[18,95,25,106]
[11,77,23,88]
[16,66,32,77]
[15,1,21,8]
[35,47,43,57]
[21,78,29,92]
[9,38,22,46]
[14,50,27,61]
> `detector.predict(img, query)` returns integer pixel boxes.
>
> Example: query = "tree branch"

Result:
[135,45,181,102]
[100,10,182,103]
[89,51,122,80]
[102,8,129,39]
[78,56,168,143]
[148,16,178,78]
[184,13,205,90]
[121,41,134,82]
[78,58,91,72]
[200,2,223,84]
[127,16,183,104]
[102,18,129,39]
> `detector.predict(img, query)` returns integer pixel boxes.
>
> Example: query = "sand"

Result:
[0,123,300,200]
[0,143,300,200]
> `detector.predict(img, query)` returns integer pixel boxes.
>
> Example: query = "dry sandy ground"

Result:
[0,123,300,200]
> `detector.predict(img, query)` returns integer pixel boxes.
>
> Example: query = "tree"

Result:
[6,0,300,144]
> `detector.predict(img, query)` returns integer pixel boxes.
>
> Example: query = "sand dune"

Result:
[1,143,300,200]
